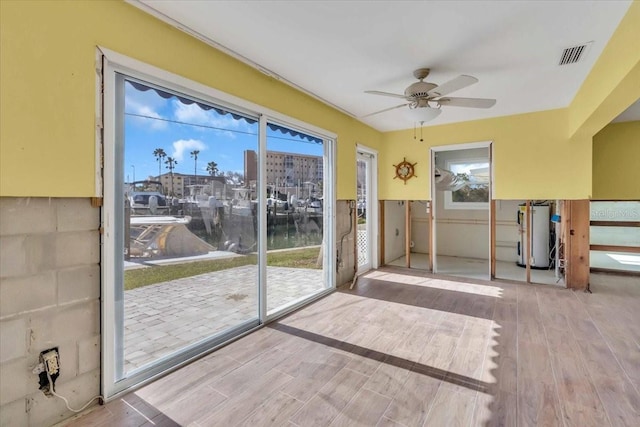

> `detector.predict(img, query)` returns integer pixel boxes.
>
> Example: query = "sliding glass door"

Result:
[109,74,261,388]
[101,50,336,398]
[265,122,330,316]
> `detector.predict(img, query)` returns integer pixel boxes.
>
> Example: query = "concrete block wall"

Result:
[0,198,100,427]
[336,200,357,286]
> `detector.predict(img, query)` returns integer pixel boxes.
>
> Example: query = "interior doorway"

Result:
[431,142,492,280]
[356,146,378,274]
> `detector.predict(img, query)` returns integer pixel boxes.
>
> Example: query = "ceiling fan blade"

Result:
[364,90,408,99]
[438,97,496,108]
[427,75,478,97]
[360,103,410,118]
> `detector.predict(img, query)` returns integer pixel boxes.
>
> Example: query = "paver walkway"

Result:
[123,265,324,371]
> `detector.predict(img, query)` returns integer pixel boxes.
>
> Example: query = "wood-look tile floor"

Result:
[65,268,640,427]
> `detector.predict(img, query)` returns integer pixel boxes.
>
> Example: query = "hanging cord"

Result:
[337,201,354,272]
[46,370,103,413]
[413,122,424,141]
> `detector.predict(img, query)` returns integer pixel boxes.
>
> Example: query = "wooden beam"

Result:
[490,199,496,279]
[589,245,640,254]
[590,267,640,277]
[428,200,434,272]
[565,200,591,289]
[590,221,640,227]
[379,200,385,266]
[526,200,531,283]
[405,201,411,268]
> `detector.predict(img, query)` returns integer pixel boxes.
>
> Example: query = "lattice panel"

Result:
[357,229,368,266]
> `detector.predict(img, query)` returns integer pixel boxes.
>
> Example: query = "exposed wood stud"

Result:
[405,201,411,268]
[379,200,385,266]
[565,200,591,289]
[589,245,640,254]
[526,200,531,283]
[428,200,434,272]
[490,199,496,279]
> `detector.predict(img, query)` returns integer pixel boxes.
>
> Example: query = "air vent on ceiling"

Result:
[559,42,592,66]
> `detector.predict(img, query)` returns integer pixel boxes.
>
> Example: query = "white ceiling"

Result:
[133,0,634,132]
[612,99,640,123]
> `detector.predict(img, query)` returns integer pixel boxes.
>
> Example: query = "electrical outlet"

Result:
[38,347,60,395]
[42,350,60,375]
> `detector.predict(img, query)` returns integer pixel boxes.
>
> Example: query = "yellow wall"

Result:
[569,1,640,138]
[592,121,640,200]
[1,1,639,201]
[380,109,595,200]
[379,0,640,201]
[0,1,382,198]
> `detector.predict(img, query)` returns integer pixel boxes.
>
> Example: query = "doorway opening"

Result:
[356,146,378,274]
[431,142,492,280]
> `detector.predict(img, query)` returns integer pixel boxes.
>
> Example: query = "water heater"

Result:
[517,204,550,268]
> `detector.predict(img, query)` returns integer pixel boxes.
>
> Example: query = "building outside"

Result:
[150,173,217,198]
[245,150,323,199]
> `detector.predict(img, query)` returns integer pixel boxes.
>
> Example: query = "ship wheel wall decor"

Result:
[393,157,417,184]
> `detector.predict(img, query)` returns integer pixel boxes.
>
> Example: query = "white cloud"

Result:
[125,82,168,130]
[172,101,250,138]
[171,139,207,162]
[126,101,167,130]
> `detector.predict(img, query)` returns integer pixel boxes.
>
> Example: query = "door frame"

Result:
[99,46,338,399]
[430,141,493,277]
[356,144,379,273]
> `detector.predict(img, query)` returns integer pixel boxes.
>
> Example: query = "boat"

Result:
[127,181,171,215]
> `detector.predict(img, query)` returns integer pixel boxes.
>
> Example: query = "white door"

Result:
[357,149,377,273]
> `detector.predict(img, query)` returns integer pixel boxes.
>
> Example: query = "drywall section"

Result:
[0,198,100,426]
[383,201,406,264]
[410,201,430,254]
[495,200,525,262]
[592,121,640,200]
[0,1,382,199]
[336,200,357,286]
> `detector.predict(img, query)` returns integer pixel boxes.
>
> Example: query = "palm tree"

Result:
[153,148,166,179]
[190,150,200,184]
[206,161,219,177]
[165,157,178,196]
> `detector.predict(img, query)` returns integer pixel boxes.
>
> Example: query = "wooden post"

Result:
[428,200,434,272]
[405,201,411,268]
[379,200,385,266]
[490,199,496,279]
[526,200,531,283]
[564,200,590,289]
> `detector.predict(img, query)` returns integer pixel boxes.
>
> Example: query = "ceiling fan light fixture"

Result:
[407,106,441,123]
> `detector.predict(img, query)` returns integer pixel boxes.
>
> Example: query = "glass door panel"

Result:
[265,122,328,315]
[118,75,260,378]
[357,152,372,272]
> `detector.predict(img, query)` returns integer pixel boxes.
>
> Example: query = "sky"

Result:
[123,80,323,182]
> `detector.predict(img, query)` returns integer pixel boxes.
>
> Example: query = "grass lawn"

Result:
[124,247,321,290]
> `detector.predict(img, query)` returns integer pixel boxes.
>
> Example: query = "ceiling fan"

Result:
[362,68,496,121]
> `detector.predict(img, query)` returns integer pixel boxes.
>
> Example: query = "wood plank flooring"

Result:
[65,268,640,426]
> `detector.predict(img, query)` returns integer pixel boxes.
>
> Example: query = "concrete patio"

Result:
[123,264,325,371]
